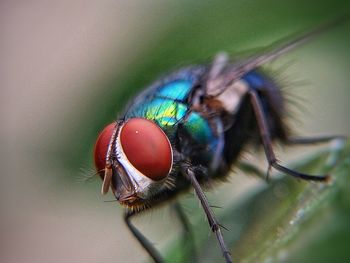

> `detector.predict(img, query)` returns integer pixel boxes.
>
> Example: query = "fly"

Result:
[93,18,346,263]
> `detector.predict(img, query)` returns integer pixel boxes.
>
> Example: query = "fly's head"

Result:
[94,118,174,210]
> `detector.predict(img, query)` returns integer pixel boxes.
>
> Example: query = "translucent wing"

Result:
[206,16,349,97]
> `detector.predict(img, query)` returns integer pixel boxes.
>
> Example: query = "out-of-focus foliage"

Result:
[61,0,350,178]
[165,139,350,262]
[4,1,350,263]
[49,0,350,262]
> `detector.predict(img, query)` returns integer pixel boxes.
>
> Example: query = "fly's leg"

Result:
[124,210,163,263]
[248,89,330,182]
[287,135,346,145]
[239,134,345,180]
[289,135,346,169]
[181,164,233,263]
[172,202,197,263]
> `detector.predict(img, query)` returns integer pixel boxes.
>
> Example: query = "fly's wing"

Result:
[205,16,349,97]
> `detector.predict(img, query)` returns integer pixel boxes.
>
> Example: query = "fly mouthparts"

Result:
[101,165,113,195]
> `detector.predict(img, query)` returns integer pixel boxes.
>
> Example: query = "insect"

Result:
[93,19,345,263]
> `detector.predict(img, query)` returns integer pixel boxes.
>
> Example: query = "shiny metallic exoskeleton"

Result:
[93,20,344,263]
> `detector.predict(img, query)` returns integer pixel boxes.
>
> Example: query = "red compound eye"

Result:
[94,123,116,179]
[120,118,172,181]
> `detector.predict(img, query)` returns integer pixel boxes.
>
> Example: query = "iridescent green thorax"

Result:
[124,70,218,164]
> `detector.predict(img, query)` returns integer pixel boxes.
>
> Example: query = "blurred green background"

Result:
[2,0,350,263]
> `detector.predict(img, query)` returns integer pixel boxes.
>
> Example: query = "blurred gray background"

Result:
[2,1,350,263]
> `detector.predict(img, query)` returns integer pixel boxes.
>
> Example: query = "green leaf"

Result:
[165,139,350,263]
[48,1,350,261]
